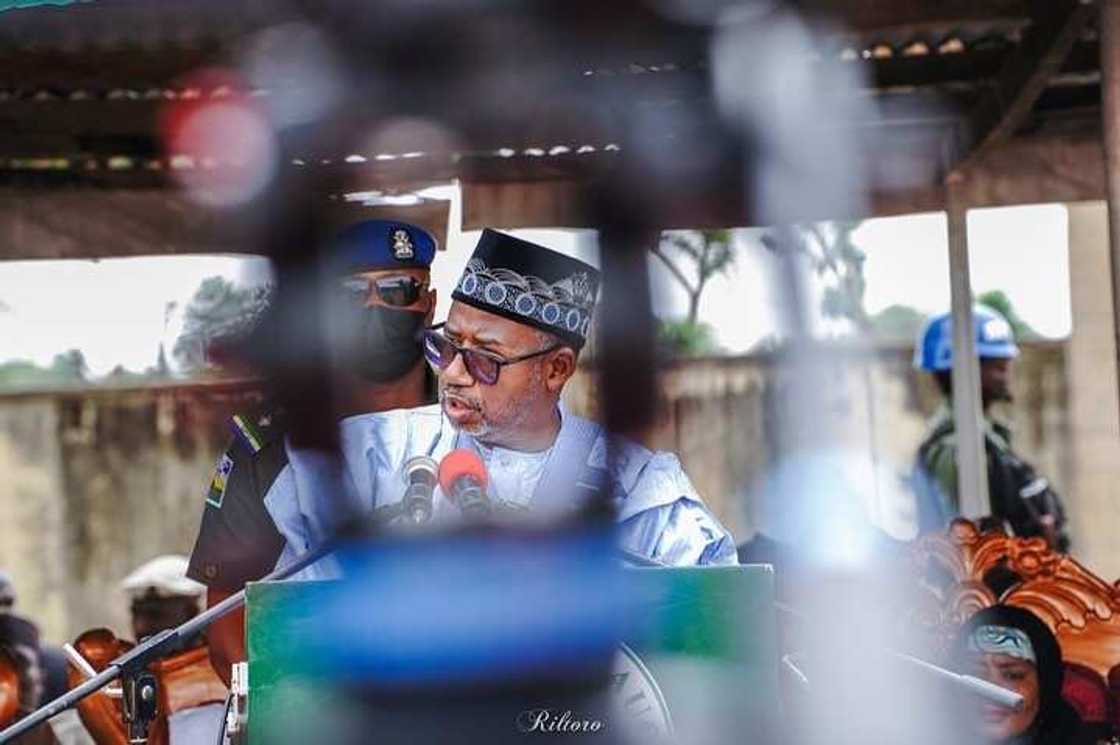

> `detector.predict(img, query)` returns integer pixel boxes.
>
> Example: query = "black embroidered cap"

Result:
[452,229,600,349]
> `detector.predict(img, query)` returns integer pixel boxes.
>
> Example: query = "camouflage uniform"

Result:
[915,404,1070,551]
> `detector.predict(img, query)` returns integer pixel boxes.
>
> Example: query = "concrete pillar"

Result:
[1066,202,1120,578]
[1103,0,1120,423]
[946,183,989,517]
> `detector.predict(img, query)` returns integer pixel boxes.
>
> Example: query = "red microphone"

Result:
[438,449,491,517]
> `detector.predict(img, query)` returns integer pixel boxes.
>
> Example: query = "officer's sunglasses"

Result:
[341,275,427,308]
[422,323,559,386]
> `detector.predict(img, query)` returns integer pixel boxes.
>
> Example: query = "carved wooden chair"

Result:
[910,519,1120,737]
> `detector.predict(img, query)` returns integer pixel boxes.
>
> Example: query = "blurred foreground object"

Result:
[244,530,779,745]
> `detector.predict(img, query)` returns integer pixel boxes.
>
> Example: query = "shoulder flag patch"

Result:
[231,414,265,454]
[206,454,235,508]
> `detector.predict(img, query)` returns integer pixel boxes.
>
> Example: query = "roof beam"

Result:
[807,0,1029,32]
[951,0,1095,174]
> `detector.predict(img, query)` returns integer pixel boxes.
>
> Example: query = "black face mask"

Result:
[333,303,427,384]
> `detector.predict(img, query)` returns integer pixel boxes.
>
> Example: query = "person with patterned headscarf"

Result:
[952,605,1092,745]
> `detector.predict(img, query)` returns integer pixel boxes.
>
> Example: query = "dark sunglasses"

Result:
[341,275,427,308]
[422,323,559,386]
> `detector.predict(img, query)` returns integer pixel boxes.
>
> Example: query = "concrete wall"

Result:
[0,399,69,642]
[0,345,1076,644]
[569,343,1070,544]
[0,382,262,643]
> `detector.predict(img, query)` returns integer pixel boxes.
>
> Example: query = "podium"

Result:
[246,564,780,744]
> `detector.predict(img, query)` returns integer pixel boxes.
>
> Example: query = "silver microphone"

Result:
[401,456,438,524]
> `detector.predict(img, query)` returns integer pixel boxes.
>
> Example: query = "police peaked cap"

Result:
[330,219,437,275]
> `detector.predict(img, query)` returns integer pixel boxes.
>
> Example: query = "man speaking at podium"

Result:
[269,229,737,572]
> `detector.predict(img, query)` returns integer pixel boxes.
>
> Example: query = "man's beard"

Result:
[439,367,544,447]
[439,387,492,439]
[983,385,1013,408]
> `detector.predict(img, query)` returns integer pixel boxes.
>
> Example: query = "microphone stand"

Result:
[0,502,409,745]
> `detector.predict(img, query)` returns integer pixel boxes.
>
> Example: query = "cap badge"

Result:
[392,228,415,260]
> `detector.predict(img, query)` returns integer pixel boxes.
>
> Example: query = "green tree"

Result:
[173,277,268,372]
[0,360,53,388]
[103,363,169,385]
[869,304,926,341]
[977,289,1040,340]
[657,319,720,358]
[49,349,88,382]
[652,230,737,325]
[0,349,88,389]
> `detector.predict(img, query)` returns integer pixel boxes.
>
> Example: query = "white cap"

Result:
[120,555,205,599]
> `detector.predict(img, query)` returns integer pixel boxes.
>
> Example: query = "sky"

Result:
[0,196,1075,378]
[645,203,1072,350]
[0,255,272,376]
[856,204,1072,338]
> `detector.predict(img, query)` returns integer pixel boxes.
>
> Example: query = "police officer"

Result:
[185,219,439,683]
[913,304,1070,550]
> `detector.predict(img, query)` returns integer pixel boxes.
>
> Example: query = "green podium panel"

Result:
[246,565,778,744]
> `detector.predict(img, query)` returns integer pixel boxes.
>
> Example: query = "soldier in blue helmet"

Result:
[186,219,439,684]
[912,304,1069,550]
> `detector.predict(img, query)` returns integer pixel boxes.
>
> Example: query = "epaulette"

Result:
[229,408,285,455]
[206,408,287,509]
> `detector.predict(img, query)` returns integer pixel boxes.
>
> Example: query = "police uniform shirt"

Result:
[265,404,739,580]
[186,395,434,589]
[186,412,289,591]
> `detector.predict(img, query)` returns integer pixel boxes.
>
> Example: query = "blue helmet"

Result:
[913,304,1019,372]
